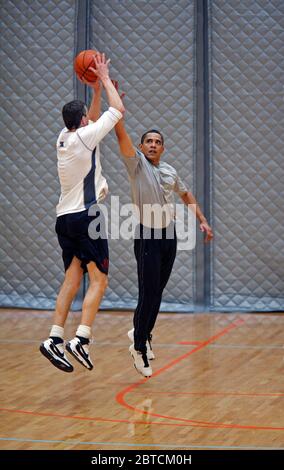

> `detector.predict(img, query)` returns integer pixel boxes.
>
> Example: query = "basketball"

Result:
[74,49,98,82]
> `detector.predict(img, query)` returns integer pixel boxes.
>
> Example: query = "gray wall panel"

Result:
[90,0,195,311]
[209,0,284,311]
[2,0,282,313]
[0,0,75,308]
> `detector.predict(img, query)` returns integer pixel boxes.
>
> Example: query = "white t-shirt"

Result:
[56,107,122,216]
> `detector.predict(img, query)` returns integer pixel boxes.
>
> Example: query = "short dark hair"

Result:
[141,129,164,145]
[62,100,87,130]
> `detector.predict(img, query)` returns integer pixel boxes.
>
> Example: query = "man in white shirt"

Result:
[40,53,124,373]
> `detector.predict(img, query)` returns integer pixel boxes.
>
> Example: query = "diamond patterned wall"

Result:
[209,0,284,311]
[0,0,195,312]
[1,0,282,313]
[0,0,75,308]
[90,0,195,311]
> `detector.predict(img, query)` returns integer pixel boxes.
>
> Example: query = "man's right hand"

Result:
[89,52,111,84]
[87,53,124,114]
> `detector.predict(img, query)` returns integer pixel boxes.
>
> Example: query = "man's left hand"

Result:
[200,221,214,243]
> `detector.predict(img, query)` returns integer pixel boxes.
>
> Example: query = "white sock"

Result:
[49,325,64,341]
[76,324,91,340]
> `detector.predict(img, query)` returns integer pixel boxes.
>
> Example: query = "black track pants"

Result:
[133,226,177,353]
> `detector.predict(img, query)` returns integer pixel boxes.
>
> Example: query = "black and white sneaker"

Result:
[129,344,152,377]
[66,337,93,370]
[147,333,155,360]
[128,328,155,360]
[39,338,73,373]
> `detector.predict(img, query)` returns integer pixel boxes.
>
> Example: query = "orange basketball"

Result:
[74,49,99,82]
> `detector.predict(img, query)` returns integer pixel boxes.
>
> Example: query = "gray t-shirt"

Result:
[122,150,188,228]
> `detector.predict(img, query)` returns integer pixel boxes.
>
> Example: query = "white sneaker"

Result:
[66,337,93,370]
[129,344,152,377]
[127,328,155,360]
[39,338,73,373]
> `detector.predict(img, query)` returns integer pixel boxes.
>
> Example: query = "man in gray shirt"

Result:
[115,118,213,378]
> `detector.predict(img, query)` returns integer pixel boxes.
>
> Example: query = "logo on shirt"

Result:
[59,141,64,147]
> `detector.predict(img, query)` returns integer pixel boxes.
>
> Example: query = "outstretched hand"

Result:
[200,221,214,243]
[88,52,111,83]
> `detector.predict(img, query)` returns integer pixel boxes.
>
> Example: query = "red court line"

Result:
[0,407,237,429]
[1,320,282,431]
[150,318,245,378]
[115,319,284,431]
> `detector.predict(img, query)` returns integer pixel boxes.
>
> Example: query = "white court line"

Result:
[0,437,283,450]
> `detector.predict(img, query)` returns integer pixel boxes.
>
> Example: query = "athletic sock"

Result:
[49,325,64,344]
[76,325,91,344]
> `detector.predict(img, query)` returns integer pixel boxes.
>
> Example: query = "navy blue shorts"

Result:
[55,209,109,275]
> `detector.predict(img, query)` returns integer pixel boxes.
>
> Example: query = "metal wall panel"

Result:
[2,0,282,313]
[90,0,195,311]
[209,0,284,311]
[0,0,75,308]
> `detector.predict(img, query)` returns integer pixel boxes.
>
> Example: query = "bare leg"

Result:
[80,261,108,326]
[63,262,108,371]
[40,257,83,372]
[53,256,84,327]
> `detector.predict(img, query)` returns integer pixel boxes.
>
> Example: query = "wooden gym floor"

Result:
[0,308,283,450]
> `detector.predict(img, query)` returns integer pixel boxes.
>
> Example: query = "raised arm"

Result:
[114,117,136,158]
[111,82,136,158]
[89,53,125,114]
[181,191,214,243]
[86,80,102,122]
